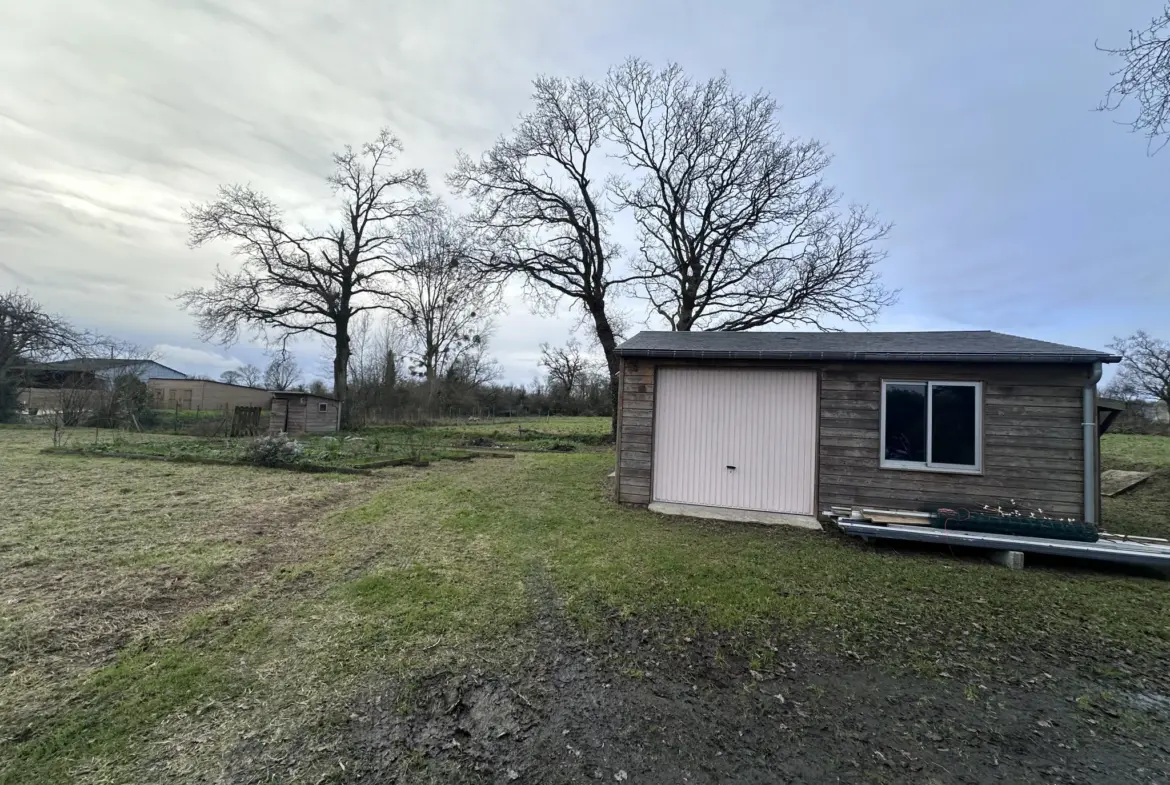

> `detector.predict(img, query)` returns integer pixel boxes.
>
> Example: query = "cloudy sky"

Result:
[1,0,1166,384]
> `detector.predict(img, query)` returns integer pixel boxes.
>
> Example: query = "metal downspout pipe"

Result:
[1084,362,1103,524]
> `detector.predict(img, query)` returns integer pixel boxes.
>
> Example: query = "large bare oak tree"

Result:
[449,77,634,426]
[1099,6,1170,152]
[606,59,894,331]
[179,130,428,424]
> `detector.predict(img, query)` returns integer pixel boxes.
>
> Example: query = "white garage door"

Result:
[652,368,818,515]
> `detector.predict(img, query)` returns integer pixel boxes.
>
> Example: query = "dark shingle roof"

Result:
[270,390,339,401]
[614,331,1120,364]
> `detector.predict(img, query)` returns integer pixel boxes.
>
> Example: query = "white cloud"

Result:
[152,344,244,377]
[0,0,1164,387]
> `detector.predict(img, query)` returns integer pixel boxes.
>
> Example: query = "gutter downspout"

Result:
[1084,362,1103,525]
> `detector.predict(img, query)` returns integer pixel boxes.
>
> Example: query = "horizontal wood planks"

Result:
[818,362,1089,518]
[616,358,655,503]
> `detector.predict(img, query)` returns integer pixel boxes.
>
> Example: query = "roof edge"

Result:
[269,390,340,401]
[615,347,1122,364]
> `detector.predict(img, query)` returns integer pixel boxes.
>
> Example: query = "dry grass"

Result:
[0,428,386,777]
[0,427,533,784]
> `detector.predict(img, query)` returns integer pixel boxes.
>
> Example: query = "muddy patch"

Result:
[323,623,1170,785]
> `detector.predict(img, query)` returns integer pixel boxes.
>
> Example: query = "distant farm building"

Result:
[17,358,188,414]
[147,378,273,412]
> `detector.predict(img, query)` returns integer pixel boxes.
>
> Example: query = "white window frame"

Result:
[879,380,983,474]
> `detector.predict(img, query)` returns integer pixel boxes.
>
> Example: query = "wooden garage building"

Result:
[614,331,1120,529]
[269,391,341,435]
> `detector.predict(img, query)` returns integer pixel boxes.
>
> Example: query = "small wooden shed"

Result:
[614,330,1121,529]
[269,391,341,435]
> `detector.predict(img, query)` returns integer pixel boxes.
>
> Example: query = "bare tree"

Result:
[1099,6,1170,152]
[605,60,894,331]
[346,312,407,423]
[348,312,404,388]
[263,350,301,391]
[539,338,593,397]
[178,129,429,425]
[388,204,502,404]
[450,76,634,429]
[237,363,262,387]
[0,290,89,421]
[220,369,243,385]
[446,340,502,389]
[1109,331,1170,410]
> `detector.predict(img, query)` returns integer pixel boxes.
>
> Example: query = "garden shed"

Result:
[269,391,341,435]
[614,331,1121,529]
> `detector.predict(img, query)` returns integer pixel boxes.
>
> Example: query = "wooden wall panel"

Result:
[616,357,1093,519]
[817,362,1089,518]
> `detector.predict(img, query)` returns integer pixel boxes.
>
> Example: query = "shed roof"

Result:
[614,330,1120,364]
[269,390,339,401]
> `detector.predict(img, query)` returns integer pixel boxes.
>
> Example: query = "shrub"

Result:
[0,376,19,423]
[242,433,305,467]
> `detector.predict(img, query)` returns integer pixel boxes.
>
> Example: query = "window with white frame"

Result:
[880,380,982,472]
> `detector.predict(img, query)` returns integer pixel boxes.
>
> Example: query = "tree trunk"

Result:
[673,258,703,330]
[588,302,621,439]
[334,326,351,430]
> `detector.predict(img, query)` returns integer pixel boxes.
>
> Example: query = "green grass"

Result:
[1,425,1168,783]
[1102,432,1170,469]
[49,415,613,471]
[361,414,613,452]
[1101,433,1170,539]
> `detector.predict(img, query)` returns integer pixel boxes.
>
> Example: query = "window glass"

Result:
[931,385,977,466]
[883,382,927,462]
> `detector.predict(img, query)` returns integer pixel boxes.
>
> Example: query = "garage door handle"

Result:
[726,465,737,470]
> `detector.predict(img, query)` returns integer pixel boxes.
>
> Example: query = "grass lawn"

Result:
[1102,433,1170,539]
[1,424,1168,783]
[47,415,614,471]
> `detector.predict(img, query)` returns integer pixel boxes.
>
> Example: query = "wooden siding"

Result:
[819,362,1089,518]
[303,398,340,433]
[270,395,339,434]
[616,358,655,504]
[616,358,1094,519]
[269,399,289,434]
